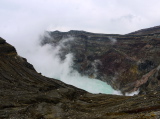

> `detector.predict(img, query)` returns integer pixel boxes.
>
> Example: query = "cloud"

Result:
[108,36,117,45]
[1,0,160,39]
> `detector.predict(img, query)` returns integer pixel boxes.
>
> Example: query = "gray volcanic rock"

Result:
[138,65,160,94]
[1,37,160,118]
[41,26,160,94]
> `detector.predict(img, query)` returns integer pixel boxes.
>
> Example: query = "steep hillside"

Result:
[41,27,160,94]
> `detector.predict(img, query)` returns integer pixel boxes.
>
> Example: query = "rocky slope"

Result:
[1,27,160,118]
[41,26,160,94]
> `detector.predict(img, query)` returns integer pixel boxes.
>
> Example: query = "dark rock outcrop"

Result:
[41,26,160,94]
[0,37,16,55]
[1,36,160,118]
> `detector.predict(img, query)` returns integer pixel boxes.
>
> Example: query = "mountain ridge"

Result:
[128,25,160,35]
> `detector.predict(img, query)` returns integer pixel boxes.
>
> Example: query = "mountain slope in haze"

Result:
[41,26,160,94]
[128,25,160,35]
[1,36,160,118]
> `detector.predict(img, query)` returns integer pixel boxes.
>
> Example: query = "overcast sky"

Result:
[1,0,160,52]
[1,0,160,33]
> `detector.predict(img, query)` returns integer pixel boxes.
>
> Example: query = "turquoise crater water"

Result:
[59,73,114,94]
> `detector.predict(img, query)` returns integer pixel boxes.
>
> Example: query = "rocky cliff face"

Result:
[1,35,160,118]
[41,26,160,94]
